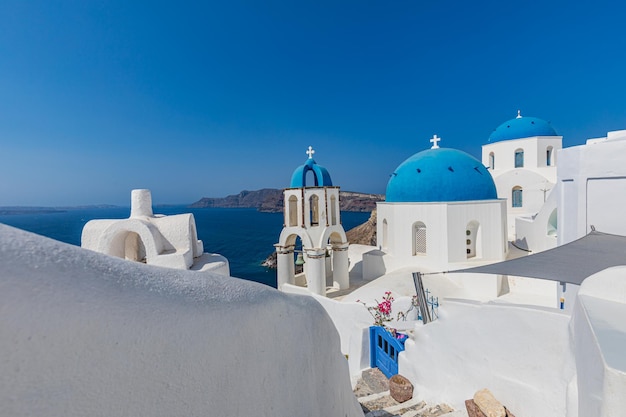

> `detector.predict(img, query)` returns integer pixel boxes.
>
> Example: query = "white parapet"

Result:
[0,224,362,417]
[572,266,626,417]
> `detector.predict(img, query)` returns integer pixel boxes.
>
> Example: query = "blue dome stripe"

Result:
[386,148,497,203]
[290,158,333,188]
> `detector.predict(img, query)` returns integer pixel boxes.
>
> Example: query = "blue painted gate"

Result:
[369,326,407,378]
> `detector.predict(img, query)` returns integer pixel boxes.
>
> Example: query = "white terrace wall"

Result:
[571,266,626,417]
[281,284,374,382]
[399,299,575,417]
[0,224,363,417]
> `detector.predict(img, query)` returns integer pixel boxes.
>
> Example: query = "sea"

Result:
[0,206,371,288]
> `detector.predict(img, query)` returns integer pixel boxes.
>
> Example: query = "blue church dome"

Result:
[386,147,497,203]
[488,112,557,142]
[290,147,333,188]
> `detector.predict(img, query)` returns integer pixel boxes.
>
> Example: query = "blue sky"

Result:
[1,0,625,206]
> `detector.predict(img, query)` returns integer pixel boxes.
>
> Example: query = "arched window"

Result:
[309,195,319,226]
[514,149,524,168]
[546,146,554,166]
[488,152,495,170]
[512,186,523,208]
[413,221,427,255]
[288,195,298,227]
[330,195,337,225]
[547,209,557,236]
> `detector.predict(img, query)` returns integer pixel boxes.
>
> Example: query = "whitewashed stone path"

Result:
[353,369,468,417]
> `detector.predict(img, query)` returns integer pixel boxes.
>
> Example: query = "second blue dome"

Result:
[489,115,557,142]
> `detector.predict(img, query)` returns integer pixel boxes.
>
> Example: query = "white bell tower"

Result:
[275,147,349,296]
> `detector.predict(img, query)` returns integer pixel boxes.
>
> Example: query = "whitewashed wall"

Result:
[482,136,561,175]
[558,130,626,244]
[571,266,626,417]
[376,200,507,273]
[514,181,559,252]
[0,224,363,417]
[399,299,575,417]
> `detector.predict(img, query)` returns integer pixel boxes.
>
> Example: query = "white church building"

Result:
[482,111,561,240]
[366,135,508,279]
[81,189,229,274]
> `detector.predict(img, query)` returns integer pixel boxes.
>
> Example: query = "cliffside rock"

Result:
[339,191,384,212]
[190,189,384,213]
[345,210,377,246]
[189,189,283,212]
[261,252,277,269]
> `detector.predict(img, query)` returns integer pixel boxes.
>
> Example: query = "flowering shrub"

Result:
[370,291,394,327]
[358,292,420,329]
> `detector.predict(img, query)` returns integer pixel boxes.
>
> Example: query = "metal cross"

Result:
[430,134,441,149]
[306,146,315,159]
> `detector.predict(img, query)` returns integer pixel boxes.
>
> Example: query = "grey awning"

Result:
[451,231,626,285]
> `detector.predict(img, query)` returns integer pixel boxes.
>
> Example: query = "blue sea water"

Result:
[0,207,371,288]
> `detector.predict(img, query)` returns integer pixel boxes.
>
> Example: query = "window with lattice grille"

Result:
[414,223,427,255]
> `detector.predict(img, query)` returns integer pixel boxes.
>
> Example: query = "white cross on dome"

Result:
[430,134,441,149]
[306,146,315,159]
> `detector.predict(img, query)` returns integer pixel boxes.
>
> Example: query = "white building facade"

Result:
[557,129,626,244]
[482,111,561,241]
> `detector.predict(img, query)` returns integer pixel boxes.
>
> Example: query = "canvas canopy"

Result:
[450,231,626,285]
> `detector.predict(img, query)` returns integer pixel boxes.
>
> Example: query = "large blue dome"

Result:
[386,148,497,203]
[290,156,333,188]
[489,113,557,142]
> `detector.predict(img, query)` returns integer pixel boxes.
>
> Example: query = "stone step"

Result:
[355,368,461,417]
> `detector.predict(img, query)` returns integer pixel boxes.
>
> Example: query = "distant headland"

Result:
[189,188,384,213]
[0,205,118,215]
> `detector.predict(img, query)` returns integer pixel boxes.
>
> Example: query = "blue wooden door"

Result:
[369,326,405,378]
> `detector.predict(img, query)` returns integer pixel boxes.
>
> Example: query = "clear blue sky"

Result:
[1,0,625,206]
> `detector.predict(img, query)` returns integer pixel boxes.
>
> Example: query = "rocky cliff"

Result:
[189,189,283,211]
[345,210,377,246]
[190,189,384,213]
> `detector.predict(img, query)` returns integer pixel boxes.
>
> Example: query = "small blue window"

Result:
[547,147,553,166]
[514,149,524,168]
[512,187,523,208]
